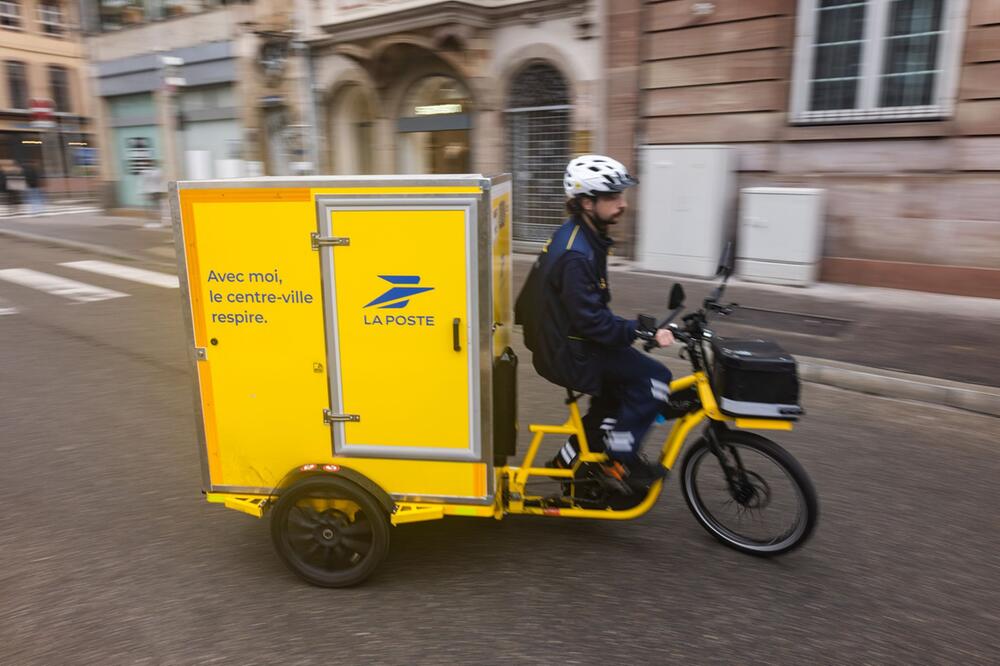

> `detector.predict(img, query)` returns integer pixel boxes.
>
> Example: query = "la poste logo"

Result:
[363,275,435,327]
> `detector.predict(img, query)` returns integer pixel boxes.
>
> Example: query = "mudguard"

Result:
[271,463,396,516]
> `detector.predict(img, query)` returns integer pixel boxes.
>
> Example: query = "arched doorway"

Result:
[505,61,572,243]
[397,75,472,174]
[330,85,374,175]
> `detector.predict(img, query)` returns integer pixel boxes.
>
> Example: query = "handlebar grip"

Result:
[643,339,658,352]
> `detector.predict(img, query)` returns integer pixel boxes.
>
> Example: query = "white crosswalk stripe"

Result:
[0,206,101,219]
[0,297,18,316]
[60,260,179,289]
[0,268,128,303]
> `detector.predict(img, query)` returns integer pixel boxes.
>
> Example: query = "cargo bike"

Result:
[172,175,818,587]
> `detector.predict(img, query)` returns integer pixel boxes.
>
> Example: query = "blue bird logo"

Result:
[364,275,434,309]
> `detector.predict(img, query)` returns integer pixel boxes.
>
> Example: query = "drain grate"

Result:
[724,306,852,338]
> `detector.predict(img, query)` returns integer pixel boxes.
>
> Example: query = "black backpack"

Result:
[514,258,543,352]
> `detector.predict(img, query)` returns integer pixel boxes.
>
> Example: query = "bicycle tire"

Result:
[680,429,818,556]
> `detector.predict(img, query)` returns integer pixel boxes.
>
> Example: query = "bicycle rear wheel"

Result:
[680,429,818,556]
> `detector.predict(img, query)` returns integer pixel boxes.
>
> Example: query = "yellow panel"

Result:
[331,209,471,451]
[733,418,794,431]
[179,188,490,499]
[310,187,481,195]
[183,196,331,488]
[333,459,485,498]
[490,180,513,357]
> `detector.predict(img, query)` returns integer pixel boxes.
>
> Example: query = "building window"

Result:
[0,0,22,28]
[397,76,472,175]
[790,0,968,123]
[6,61,28,109]
[49,65,70,112]
[37,0,64,34]
[99,0,145,31]
[505,61,572,243]
[330,85,374,175]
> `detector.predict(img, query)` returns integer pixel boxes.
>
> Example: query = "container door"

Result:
[317,199,481,461]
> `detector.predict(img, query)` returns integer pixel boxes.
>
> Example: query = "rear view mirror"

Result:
[638,313,657,333]
[717,241,735,278]
[669,283,685,310]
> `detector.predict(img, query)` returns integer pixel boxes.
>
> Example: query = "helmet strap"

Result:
[580,208,610,236]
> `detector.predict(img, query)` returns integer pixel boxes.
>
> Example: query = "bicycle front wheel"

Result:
[680,430,818,556]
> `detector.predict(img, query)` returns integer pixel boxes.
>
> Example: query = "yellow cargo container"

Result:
[173,175,516,586]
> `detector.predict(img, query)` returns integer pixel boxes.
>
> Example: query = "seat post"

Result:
[564,389,590,453]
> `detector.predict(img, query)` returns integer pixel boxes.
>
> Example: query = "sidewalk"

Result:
[518,256,1000,415]
[0,210,175,267]
[0,209,997,415]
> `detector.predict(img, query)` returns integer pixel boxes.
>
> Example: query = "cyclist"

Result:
[525,154,674,492]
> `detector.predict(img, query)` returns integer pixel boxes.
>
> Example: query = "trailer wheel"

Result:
[270,476,390,587]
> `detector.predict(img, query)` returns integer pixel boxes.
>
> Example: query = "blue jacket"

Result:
[531,217,638,394]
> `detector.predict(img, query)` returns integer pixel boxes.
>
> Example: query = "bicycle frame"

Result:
[502,371,794,519]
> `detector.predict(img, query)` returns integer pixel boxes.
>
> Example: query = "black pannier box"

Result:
[710,338,802,419]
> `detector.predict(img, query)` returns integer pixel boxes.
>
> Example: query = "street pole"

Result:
[157,55,185,177]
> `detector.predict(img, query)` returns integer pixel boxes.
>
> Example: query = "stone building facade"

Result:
[301,0,604,246]
[81,0,311,208]
[0,0,96,195]
[634,0,999,297]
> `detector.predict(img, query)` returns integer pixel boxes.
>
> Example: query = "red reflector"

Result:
[323,464,340,472]
[543,508,560,516]
[300,464,317,471]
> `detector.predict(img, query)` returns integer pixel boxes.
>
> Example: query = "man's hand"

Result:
[654,328,675,348]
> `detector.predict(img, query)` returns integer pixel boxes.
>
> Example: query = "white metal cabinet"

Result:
[737,187,825,285]
[637,145,735,277]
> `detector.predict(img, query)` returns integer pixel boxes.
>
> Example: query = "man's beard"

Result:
[592,210,621,231]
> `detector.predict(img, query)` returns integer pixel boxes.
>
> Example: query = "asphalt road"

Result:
[1,238,997,664]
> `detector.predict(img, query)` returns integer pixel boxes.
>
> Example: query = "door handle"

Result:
[453,318,461,352]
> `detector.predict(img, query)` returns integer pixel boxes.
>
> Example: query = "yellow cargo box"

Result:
[172,175,514,507]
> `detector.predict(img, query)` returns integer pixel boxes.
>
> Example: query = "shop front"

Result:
[397,75,472,175]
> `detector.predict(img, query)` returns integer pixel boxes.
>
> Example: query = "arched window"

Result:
[505,62,572,243]
[330,85,374,175]
[397,75,472,174]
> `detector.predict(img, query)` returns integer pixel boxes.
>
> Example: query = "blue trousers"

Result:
[557,347,672,465]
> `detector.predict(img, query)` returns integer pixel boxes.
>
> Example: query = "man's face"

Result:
[584,192,628,225]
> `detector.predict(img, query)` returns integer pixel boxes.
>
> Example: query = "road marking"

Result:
[0,297,17,315]
[0,268,128,303]
[0,206,101,219]
[60,260,179,289]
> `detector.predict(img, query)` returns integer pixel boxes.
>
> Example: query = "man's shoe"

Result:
[598,460,632,495]
[624,457,668,493]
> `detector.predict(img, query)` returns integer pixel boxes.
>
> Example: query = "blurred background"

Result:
[2,2,999,664]
[1,0,997,295]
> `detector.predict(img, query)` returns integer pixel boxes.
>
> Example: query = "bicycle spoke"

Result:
[691,442,804,548]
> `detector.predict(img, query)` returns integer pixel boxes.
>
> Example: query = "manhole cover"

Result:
[724,306,852,338]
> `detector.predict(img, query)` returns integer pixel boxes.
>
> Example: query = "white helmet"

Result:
[563,154,638,199]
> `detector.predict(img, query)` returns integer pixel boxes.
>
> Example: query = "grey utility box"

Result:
[637,145,735,278]
[736,187,825,286]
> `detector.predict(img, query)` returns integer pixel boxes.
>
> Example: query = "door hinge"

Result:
[324,409,360,424]
[311,233,350,249]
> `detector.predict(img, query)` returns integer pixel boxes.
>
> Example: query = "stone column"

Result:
[604,0,642,257]
[474,108,503,175]
[373,117,395,173]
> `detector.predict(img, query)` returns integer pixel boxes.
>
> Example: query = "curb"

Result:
[655,351,1000,419]
[795,356,1000,418]
[511,326,1000,419]
[0,227,175,269]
